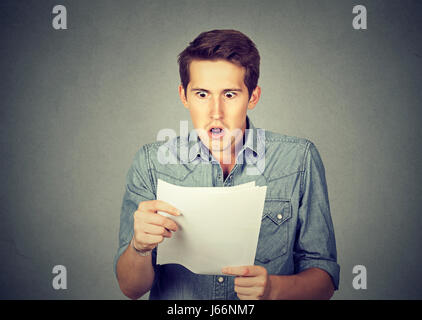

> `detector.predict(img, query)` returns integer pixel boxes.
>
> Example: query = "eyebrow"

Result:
[190,88,243,92]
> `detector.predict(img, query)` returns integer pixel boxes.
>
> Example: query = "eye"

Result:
[196,91,208,98]
[224,91,236,99]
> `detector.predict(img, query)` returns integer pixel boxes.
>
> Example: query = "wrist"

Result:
[130,237,152,257]
[267,275,278,300]
[267,274,297,300]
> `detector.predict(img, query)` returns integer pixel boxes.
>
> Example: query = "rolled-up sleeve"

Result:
[113,145,156,277]
[294,142,340,290]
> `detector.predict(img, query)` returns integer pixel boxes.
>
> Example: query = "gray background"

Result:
[1,0,421,299]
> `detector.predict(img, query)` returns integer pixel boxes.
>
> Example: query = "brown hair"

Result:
[178,29,260,100]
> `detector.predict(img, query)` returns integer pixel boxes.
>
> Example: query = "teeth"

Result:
[211,128,222,133]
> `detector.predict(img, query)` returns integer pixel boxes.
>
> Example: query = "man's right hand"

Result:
[132,200,181,252]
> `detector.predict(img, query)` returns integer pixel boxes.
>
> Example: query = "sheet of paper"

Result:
[156,179,267,275]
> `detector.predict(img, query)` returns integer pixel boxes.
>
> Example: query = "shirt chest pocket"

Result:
[255,199,292,264]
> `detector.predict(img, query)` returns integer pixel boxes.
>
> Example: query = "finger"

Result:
[145,213,178,231]
[235,286,261,297]
[222,266,261,277]
[236,293,257,300]
[163,228,172,238]
[134,211,178,233]
[142,200,181,216]
[234,276,261,288]
[143,223,172,238]
[222,266,249,276]
[142,234,164,245]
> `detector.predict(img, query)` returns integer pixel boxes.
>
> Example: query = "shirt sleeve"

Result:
[113,144,157,277]
[294,142,340,290]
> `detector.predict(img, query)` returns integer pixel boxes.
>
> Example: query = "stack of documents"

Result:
[156,179,267,275]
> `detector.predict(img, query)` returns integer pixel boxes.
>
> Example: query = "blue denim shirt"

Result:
[114,116,340,299]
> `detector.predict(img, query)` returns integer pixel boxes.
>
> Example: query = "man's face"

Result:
[179,59,260,158]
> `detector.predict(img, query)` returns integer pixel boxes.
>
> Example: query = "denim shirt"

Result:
[114,116,340,299]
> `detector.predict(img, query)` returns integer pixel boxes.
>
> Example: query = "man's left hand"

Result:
[222,265,271,300]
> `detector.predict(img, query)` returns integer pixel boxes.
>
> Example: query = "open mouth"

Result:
[208,127,225,139]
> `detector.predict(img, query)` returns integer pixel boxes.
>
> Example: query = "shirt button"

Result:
[277,214,283,220]
[218,276,224,283]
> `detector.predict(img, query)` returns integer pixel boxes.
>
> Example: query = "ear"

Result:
[247,85,261,110]
[178,84,189,109]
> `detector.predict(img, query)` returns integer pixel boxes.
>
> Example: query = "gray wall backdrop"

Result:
[1,0,421,299]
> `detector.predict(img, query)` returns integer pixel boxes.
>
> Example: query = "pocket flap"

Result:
[263,199,292,225]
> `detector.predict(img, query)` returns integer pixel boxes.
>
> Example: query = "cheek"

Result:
[189,101,208,113]
[188,106,208,124]
[226,101,248,117]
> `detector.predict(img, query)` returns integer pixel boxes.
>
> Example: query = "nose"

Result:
[210,96,224,120]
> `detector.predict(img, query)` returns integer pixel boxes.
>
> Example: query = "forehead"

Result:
[188,59,246,89]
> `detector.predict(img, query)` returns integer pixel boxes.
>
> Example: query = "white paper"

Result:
[156,179,267,275]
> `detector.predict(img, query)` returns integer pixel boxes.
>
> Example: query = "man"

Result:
[114,29,340,300]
